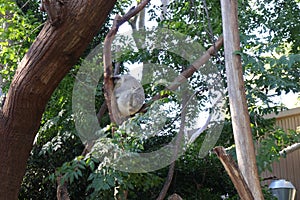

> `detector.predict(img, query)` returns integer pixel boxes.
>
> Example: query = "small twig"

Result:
[202,0,222,68]
[20,0,30,10]
[202,0,215,42]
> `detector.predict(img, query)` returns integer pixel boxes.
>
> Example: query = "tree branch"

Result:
[56,175,70,200]
[156,78,189,200]
[141,36,223,111]
[103,16,122,124]
[0,1,116,198]
[102,0,151,125]
[213,146,254,200]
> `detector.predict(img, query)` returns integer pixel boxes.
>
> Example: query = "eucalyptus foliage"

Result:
[1,0,299,199]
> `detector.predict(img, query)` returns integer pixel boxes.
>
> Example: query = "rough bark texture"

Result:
[0,1,116,199]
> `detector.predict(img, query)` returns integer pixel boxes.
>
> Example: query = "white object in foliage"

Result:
[113,75,145,117]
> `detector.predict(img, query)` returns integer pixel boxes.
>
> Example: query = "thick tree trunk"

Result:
[220,0,264,199]
[0,1,116,199]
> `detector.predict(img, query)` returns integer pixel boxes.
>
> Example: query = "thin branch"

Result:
[157,162,175,200]
[20,0,30,10]
[156,87,188,200]
[167,36,223,91]
[103,0,151,124]
[188,113,211,144]
[116,0,150,29]
[141,36,223,111]
[202,0,215,43]
[96,102,108,123]
[103,16,120,124]
[138,8,146,29]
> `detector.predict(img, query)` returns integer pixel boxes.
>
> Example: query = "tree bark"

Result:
[102,0,150,125]
[214,146,254,200]
[56,175,70,200]
[0,1,116,199]
[220,0,264,199]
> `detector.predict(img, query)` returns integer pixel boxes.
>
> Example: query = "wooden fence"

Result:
[261,107,300,199]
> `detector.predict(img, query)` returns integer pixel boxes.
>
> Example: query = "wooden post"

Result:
[220,0,264,199]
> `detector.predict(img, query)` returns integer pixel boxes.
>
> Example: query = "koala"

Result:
[113,75,145,117]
